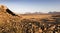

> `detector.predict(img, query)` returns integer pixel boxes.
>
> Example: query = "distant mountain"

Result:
[24,11,60,15]
[24,12,46,15]
[48,11,60,14]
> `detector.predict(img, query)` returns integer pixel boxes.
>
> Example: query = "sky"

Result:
[0,0,60,14]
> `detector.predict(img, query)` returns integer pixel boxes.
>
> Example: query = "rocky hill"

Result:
[0,5,22,33]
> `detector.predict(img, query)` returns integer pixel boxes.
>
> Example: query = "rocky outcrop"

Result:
[0,5,17,16]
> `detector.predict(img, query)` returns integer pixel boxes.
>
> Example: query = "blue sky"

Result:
[0,0,60,14]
